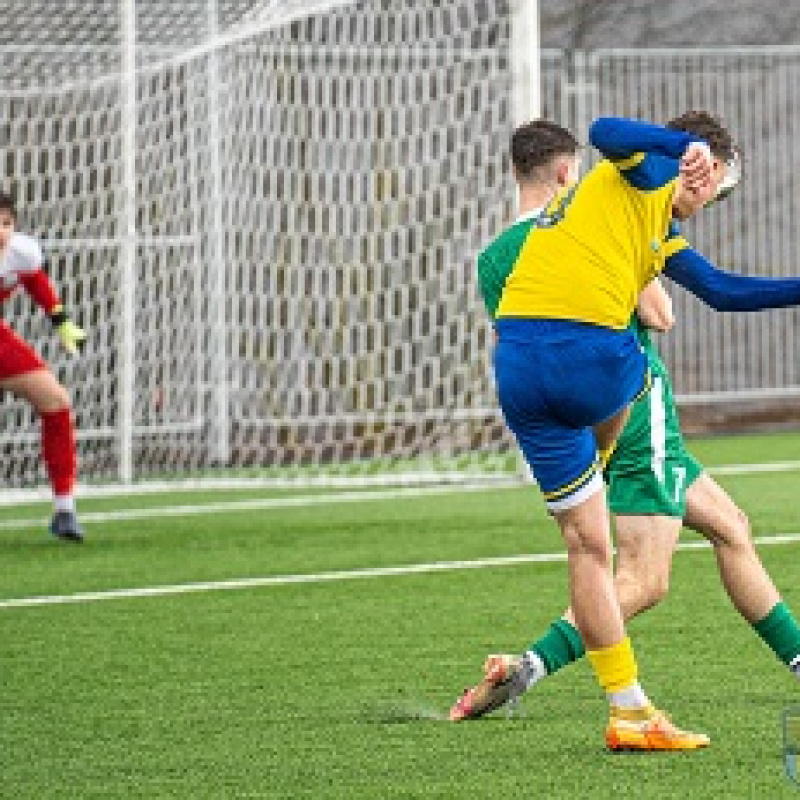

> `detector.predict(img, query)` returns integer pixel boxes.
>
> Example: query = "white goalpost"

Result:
[4,2,797,500]
[0,0,533,493]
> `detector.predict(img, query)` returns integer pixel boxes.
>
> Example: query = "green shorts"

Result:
[606,372,704,518]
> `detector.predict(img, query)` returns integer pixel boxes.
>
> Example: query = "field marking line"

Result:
[2,531,800,610]
[708,460,800,475]
[0,483,502,530]
[0,459,796,530]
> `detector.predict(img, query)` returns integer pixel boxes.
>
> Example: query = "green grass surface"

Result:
[2,431,800,797]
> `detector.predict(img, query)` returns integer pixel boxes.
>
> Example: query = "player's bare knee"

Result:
[563,526,612,565]
[36,382,70,414]
[715,507,752,553]
[648,569,670,605]
[618,560,668,609]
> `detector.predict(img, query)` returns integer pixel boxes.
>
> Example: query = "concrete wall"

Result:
[541,1,800,49]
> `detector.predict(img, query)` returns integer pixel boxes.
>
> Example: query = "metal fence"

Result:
[541,47,800,403]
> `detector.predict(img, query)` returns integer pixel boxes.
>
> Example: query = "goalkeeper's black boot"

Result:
[50,510,84,543]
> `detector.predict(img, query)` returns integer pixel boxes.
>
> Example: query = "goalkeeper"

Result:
[451,115,800,737]
[0,191,86,541]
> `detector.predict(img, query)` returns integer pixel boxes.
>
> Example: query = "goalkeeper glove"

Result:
[49,307,86,355]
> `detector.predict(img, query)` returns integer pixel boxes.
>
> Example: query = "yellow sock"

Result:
[587,637,653,711]
[586,636,637,693]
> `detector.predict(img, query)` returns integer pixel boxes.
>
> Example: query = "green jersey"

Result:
[477,212,541,319]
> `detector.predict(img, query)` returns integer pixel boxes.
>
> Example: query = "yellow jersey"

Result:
[496,156,687,330]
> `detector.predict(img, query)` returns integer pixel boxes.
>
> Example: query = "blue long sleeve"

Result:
[664,247,800,311]
[588,117,699,162]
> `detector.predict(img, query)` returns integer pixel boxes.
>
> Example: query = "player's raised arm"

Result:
[588,115,724,198]
[588,117,701,163]
[664,247,800,311]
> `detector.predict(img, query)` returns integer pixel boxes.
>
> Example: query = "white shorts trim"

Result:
[545,471,604,514]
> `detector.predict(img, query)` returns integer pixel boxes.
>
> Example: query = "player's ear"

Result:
[554,157,571,187]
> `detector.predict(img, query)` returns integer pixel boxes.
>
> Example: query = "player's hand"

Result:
[679,142,714,192]
[55,318,87,355]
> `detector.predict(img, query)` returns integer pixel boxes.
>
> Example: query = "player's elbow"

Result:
[588,117,623,152]
[588,117,612,145]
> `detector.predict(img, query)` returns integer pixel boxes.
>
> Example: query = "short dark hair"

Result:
[666,110,735,162]
[0,190,16,220]
[511,119,579,181]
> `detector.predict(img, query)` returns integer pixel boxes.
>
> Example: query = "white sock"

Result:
[521,651,548,689]
[54,494,75,513]
[608,681,650,710]
[791,655,800,680]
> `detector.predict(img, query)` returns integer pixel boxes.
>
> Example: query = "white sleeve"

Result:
[9,233,44,275]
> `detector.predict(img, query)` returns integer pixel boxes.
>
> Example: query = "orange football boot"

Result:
[606,706,710,751]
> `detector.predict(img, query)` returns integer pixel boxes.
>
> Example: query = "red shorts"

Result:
[0,319,46,379]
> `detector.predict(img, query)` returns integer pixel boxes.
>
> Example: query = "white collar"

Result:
[516,206,546,223]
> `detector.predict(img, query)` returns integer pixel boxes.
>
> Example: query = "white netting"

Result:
[0,0,521,488]
[5,1,798,493]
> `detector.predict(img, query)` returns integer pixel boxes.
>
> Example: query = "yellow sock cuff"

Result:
[586,636,638,693]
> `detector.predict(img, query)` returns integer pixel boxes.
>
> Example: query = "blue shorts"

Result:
[493,318,650,512]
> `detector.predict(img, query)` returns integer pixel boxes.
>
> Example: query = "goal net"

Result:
[0,0,525,491]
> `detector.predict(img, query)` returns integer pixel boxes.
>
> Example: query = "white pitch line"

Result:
[708,460,800,475]
[0,483,503,531]
[2,531,800,611]
[0,459,796,531]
